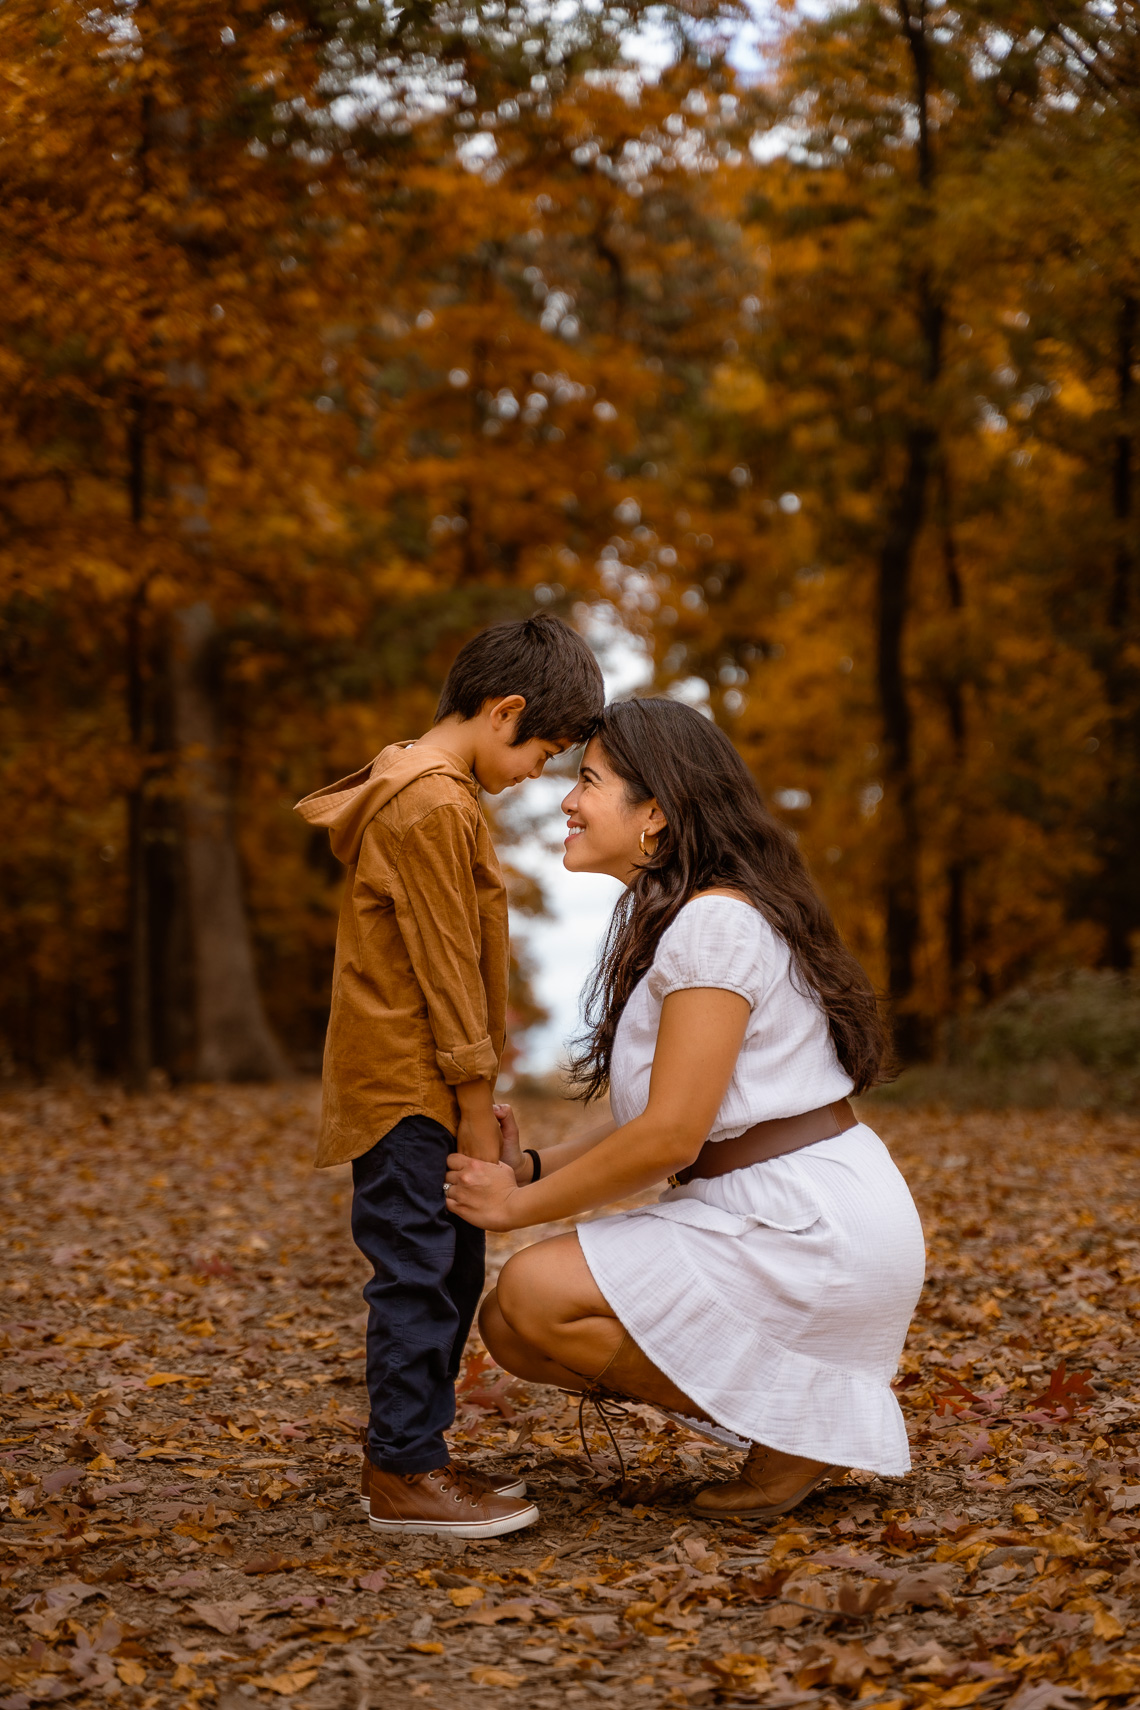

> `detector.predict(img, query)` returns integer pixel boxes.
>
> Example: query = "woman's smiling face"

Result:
[560,736,666,884]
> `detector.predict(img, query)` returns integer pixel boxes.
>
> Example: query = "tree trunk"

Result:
[169,602,290,1081]
[125,390,152,1089]
[1102,293,1137,970]
[125,583,151,1088]
[938,458,968,1012]
[877,414,935,1061]
[877,0,942,1062]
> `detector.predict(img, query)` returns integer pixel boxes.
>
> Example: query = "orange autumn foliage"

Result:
[0,0,1136,1075]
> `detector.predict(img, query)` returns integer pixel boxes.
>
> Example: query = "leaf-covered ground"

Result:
[2,1086,1139,1710]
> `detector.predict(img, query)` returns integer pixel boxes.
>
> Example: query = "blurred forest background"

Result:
[1,0,1138,1093]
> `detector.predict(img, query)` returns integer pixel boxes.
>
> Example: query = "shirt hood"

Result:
[294,743,477,865]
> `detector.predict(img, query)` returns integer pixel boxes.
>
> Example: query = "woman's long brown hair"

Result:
[569,697,890,1102]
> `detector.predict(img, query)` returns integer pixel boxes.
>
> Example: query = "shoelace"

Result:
[423,1467,491,1508]
[576,1385,628,1483]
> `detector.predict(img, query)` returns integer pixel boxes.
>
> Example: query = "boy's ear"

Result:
[486,694,527,731]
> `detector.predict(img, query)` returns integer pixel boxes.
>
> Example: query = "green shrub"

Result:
[868,970,1140,1110]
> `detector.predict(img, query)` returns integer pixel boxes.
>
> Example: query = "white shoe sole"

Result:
[367,1501,540,1540]
[655,1406,751,1451]
[359,1475,526,1512]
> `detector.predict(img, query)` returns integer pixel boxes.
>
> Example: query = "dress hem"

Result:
[576,1219,914,1478]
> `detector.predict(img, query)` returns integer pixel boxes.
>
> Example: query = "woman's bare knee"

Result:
[478,1289,511,1363]
[495,1251,545,1345]
[496,1235,619,1366]
[479,1284,581,1387]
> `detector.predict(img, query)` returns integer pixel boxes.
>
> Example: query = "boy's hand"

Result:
[444,1155,520,1232]
[455,1079,502,1163]
[493,1102,532,1185]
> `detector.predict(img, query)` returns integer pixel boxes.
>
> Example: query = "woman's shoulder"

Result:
[668,892,772,937]
[651,893,779,991]
[688,889,757,910]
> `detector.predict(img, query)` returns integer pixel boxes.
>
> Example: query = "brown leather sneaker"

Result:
[359,1447,525,1511]
[368,1463,539,1538]
[692,1443,835,1519]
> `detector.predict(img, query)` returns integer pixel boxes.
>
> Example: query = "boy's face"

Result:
[474,699,567,794]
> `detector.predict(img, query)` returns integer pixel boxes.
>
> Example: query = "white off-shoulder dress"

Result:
[576,895,926,1475]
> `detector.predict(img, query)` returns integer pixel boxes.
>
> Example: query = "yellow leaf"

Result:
[932,1683,1000,1708]
[116,1662,147,1687]
[1091,1602,1125,1640]
[253,1670,319,1696]
[146,1372,192,1387]
[1040,1529,1099,1559]
[408,1641,444,1655]
[768,1531,811,1566]
[1012,1503,1039,1523]
[470,1667,524,1688]
[170,1664,196,1689]
[88,1453,115,1473]
[449,1586,485,1607]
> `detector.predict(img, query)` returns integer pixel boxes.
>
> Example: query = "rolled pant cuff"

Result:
[369,1450,451,1477]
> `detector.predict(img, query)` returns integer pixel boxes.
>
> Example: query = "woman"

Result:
[444,698,925,1518]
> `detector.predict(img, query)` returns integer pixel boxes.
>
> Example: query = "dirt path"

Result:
[1,1086,1138,1709]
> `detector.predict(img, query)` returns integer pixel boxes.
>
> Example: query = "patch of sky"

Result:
[499,605,651,1076]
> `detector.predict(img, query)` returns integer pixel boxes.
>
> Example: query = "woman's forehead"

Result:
[580,735,612,774]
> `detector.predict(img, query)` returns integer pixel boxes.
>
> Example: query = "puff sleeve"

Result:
[645,897,774,1010]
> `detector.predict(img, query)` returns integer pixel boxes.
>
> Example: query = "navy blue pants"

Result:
[351,1115,485,1474]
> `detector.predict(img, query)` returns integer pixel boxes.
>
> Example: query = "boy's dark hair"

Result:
[435,614,604,745]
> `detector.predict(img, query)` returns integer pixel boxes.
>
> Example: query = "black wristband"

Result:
[524,1148,542,1183]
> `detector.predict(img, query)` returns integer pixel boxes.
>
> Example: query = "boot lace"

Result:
[575,1384,628,1482]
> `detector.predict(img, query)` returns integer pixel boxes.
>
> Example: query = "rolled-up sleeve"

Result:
[388,803,499,1085]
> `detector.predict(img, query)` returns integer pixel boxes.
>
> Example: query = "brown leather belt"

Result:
[669,1099,858,1188]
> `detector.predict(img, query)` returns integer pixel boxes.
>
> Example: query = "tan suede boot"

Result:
[591,1333,716,1420]
[692,1443,835,1519]
[359,1446,524,1512]
[582,1333,749,1453]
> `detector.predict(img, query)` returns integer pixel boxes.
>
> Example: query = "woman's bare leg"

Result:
[479,1289,587,1390]
[481,1233,624,1383]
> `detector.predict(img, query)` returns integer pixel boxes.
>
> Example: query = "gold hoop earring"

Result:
[639,829,655,858]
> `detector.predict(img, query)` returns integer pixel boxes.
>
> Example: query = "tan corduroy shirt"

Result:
[295,744,508,1167]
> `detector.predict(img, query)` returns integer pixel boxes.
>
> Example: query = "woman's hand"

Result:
[445,1154,521,1231]
[493,1102,531,1186]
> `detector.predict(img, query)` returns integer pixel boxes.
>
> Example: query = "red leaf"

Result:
[456,1350,495,1394]
[930,1373,984,1415]
[458,1371,518,1419]
[1025,1360,1094,1414]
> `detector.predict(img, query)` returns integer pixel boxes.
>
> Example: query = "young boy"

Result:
[295,614,604,1538]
